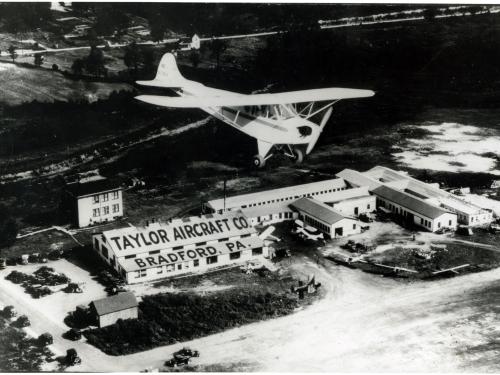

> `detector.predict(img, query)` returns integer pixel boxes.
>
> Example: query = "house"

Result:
[64,176,123,228]
[89,292,138,328]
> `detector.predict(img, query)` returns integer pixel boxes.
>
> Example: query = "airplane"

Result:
[135,53,375,168]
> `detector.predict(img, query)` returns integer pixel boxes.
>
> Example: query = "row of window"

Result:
[304,215,331,234]
[92,204,120,217]
[133,248,264,279]
[93,191,120,204]
[236,187,347,210]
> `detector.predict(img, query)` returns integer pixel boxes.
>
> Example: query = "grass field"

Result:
[0,62,132,106]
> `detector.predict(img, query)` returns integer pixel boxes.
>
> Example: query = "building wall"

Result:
[77,189,123,227]
[297,213,361,238]
[331,195,376,217]
[92,232,268,285]
[246,210,298,226]
[98,307,138,328]
[124,247,266,284]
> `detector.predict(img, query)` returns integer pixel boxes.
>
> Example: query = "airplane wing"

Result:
[136,87,374,108]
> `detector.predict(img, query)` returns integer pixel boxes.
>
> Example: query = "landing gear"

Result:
[253,155,266,168]
[293,148,304,164]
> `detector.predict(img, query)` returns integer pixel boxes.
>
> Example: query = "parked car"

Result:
[65,328,82,341]
[65,349,82,366]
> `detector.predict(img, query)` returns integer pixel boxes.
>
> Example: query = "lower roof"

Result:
[289,197,348,225]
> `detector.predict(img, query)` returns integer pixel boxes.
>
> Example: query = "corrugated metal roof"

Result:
[372,185,450,219]
[91,292,138,316]
[289,198,347,225]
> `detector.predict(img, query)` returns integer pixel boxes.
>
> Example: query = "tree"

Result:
[0,207,18,250]
[209,38,227,71]
[33,54,44,67]
[85,46,106,77]
[8,45,17,63]
[141,49,156,76]
[189,50,200,68]
[149,14,166,43]
[71,59,85,76]
[123,42,141,74]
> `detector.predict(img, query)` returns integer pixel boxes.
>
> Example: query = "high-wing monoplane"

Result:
[136,53,374,167]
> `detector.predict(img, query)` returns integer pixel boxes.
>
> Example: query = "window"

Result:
[230,252,241,260]
[438,222,441,228]
[194,259,200,267]
[94,238,99,250]
[449,220,452,226]
[93,208,100,217]
[103,206,109,215]
[252,247,263,256]
[125,254,136,259]
[177,264,182,270]
[367,204,371,210]
[353,224,357,230]
[102,193,109,202]
[101,246,108,258]
[157,266,163,274]
[113,191,119,200]
[149,250,160,255]
[173,245,183,250]
[112,204,120,213]
[421,218,424,224]
[206,256,218,264]
[93,195,99,204]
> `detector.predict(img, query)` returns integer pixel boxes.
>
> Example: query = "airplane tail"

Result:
[136,53,188,88]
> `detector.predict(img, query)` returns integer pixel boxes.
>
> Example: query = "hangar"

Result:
[92,211,267,284]
[337,166,492,230]
[290,198,361,238]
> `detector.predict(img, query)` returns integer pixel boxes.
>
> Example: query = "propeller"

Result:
[306,107,333,155]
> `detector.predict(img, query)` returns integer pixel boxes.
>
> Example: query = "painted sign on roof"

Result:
[102,211,255,257]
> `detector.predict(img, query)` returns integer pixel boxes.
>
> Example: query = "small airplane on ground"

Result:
[135,53,375,167]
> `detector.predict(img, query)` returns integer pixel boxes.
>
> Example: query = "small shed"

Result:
[89,292,138,328]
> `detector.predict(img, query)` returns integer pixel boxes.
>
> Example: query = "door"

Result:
[334,227,343,237]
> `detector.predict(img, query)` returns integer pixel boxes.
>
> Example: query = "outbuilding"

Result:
[89,292,138,328]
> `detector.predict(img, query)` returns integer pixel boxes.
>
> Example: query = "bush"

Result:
[85,290,298,355]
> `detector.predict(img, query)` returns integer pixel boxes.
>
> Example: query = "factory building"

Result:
[64,176,123,228]
[373,185,457,232]
[92,211,267,284]
[89,292,138,328]
[290,198,361,238]
[205,180,372,227]
[337,166,493,228]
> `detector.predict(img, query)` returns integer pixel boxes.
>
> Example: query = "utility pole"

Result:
[223,178,227,212]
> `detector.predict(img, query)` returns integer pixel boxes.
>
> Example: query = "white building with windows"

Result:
[92,211,268,284]
[64,177,123,228]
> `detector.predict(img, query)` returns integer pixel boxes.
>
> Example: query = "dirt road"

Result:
[2,257,500,372]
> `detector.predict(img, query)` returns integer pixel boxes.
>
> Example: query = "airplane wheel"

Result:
[293,149,304,164]
[253,155,266,168]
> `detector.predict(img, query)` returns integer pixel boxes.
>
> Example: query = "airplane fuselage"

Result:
[176,84,318,146]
